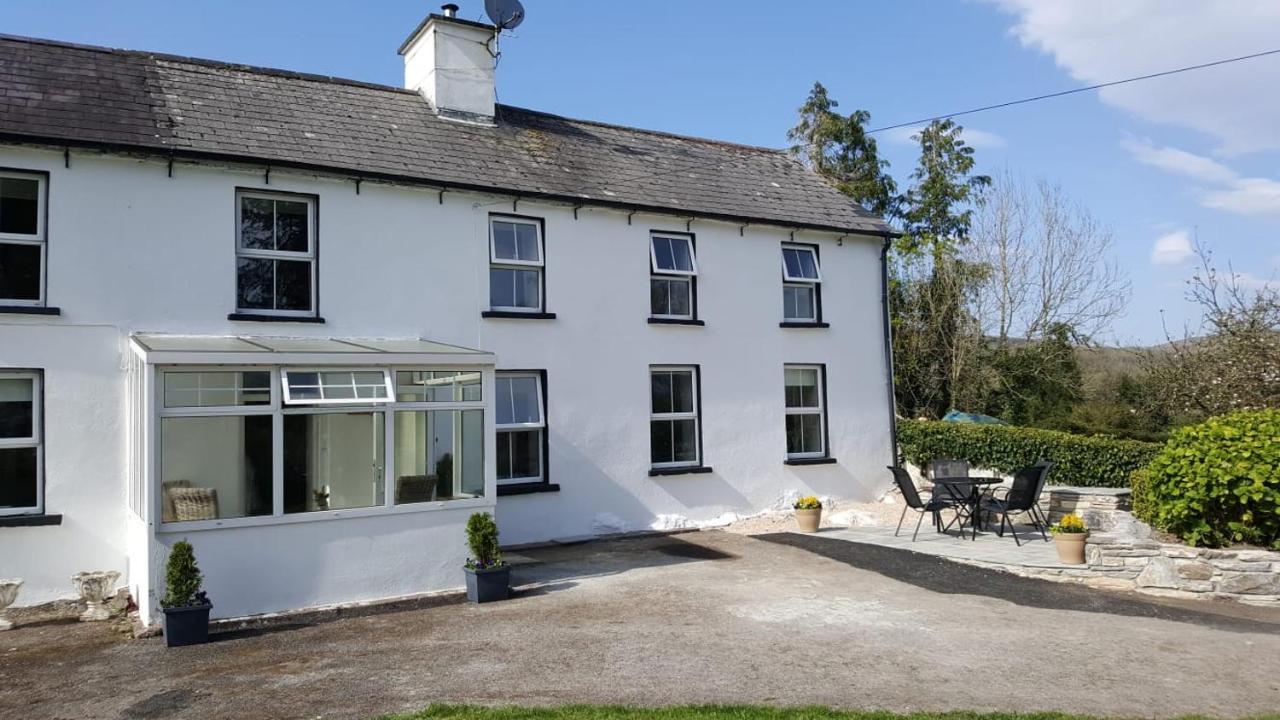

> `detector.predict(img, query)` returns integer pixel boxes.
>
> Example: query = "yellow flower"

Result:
[1052,514,1087,534]
[794,495,822,510]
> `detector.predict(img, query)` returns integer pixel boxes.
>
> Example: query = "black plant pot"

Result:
[464,565,511,603]
[162,603,212,647]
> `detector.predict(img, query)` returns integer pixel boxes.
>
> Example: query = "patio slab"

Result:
[822,523,1072,569]
[1,530,1278,720]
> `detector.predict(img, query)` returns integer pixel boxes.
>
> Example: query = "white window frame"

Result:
[488,216,545,313]
[784,364,826,460]
[280,368,395,406]
[649,233,697,320]
[155,364,489,530]
[781,243,822,322]
[649,365,700,469]
[0,170,47,307]
[495,371,545,485]
[235,190,318,317]
[0,371,43,516]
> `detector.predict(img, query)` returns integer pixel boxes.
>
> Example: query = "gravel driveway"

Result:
[2,530,1277,720]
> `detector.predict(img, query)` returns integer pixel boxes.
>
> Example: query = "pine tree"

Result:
[161,540,204,608]
[787,82,899,218]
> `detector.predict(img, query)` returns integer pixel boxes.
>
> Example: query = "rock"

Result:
[1175,561,1215,581]
[1136,557,1179,589]
[1210,560,1272,573]
[1174,580,1214,593]
[1216,573,1280,595]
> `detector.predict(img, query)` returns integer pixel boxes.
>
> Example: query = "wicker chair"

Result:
[168,487,218,521]
[160,480,193,523]
[396,475,438,504]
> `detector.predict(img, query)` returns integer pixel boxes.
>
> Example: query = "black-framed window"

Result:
[495,371,547,485]
[489,216,546,313]
[1,371,43,516]
[649,365,702,469]
[784,364,828,460]
[0,170,48,307]
[235,190,318,317]
[781,243,822,323]
[649,232,698,321]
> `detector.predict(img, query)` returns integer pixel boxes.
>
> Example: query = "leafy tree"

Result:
[787,82,899,217]
[890,119,992,418]
[898,118,991,259]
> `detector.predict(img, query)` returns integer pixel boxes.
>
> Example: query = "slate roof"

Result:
[0,34,891,235]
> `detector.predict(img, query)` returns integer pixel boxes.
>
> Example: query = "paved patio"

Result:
[2,530,1279,720]
[824,521,1070,570]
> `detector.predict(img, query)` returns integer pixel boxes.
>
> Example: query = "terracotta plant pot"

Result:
[1053,532,1088,565]
[795,507,822,533]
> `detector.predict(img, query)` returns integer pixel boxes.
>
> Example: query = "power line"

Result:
[867,47,1280,134]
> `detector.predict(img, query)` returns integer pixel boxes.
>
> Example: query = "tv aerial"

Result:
[485,0,525,31]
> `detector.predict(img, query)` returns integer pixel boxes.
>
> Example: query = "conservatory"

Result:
[124,334,497,621]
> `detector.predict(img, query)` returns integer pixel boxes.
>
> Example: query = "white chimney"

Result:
[399,4,498,124]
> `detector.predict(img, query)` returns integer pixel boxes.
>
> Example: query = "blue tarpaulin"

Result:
[941,410,1007,425]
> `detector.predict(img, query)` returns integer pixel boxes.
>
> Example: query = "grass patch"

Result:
[380,707,1216,720]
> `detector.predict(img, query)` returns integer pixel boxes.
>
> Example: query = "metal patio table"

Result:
[932,476,1003,539]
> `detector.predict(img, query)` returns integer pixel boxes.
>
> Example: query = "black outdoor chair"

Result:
[928,458,976,539]
[889,466,955,541]
[981,461,1054,546]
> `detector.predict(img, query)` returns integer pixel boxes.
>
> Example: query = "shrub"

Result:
[465,512,504,569]
[793,495,822,510]
[1135,409,1280,549]
[161,540,206,609]
[897,419,1159,488]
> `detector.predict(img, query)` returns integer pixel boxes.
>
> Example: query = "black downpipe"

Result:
[879,235,900,466]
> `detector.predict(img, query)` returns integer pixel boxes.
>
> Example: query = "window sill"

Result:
[157,496,492,533]
[648,318,705,326]
[648,465,713,477]
[497,482,561,497]
[228,313,325,324]
[785,457,838,466]
[780,321,830,329]
[482,311,557,320]
[0,305,61,316]
[0,513,62,528]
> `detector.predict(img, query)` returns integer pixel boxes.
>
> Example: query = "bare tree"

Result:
[969,173,1130,344]
[1146,242,1280,419]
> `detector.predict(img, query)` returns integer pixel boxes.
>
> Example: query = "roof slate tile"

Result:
[0,34,890,234]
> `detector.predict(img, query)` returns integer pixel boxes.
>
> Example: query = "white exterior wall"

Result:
[0,143,893,618]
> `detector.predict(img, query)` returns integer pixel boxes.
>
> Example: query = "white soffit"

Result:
[130,334,494,366]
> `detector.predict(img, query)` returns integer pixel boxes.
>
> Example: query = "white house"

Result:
[0,8,896,624]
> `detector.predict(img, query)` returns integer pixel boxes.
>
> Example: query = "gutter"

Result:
[879,235,900,466]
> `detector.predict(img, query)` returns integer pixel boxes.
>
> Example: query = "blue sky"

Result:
[3,1,1277,345]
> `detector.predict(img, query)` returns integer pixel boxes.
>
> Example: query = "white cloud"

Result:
[1124,138,1280,216]
[1151,229,1194,265]
[882,125,1006,150]
[1232,271,1277,290]
[1120,139,1236,184]
[990,0,1280,156]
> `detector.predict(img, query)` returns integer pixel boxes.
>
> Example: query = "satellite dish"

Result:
[485,0,525,30]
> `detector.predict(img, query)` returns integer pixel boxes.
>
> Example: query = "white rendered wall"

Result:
[0,144,893,616]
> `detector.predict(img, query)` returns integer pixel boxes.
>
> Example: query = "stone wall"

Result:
[1086,535,1280,606]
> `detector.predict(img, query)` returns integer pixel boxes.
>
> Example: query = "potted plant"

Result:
[793,495,823,533]
[1050,514,1089,565]
[463,512,510,603]
[160,540,212,647]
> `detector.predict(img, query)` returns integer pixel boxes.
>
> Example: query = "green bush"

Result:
[465,512,504,569]
[897,419,1159,488]
[161,540,205,609]
[1135,409,1280,549]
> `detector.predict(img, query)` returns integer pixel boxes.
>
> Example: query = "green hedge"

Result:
[1133,409,1280,549]
[897,419,1160,488]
